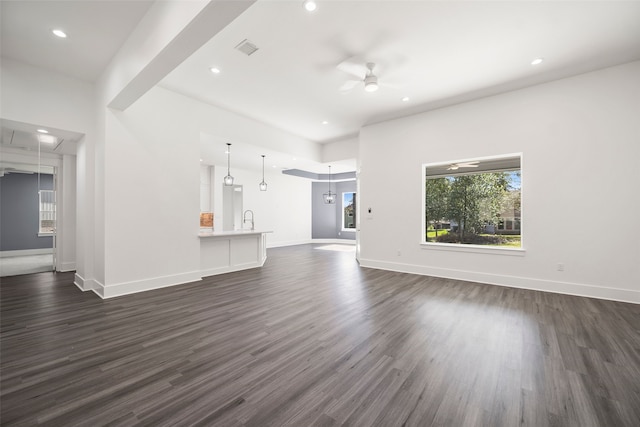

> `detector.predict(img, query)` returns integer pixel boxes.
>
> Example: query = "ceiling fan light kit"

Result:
[338,60,382,93]
[364,75,378,92]
[364,62,379,92]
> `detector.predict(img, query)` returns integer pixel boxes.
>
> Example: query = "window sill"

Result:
[38,233,55,237]
[420,242,525,256]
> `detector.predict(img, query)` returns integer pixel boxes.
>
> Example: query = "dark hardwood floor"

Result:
[1,244,639,426]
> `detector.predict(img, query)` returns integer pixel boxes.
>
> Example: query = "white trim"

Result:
[420,243,525,256]
[73,273,95,292]
[93,271,202,299]
[0,248,53,257]
[267,239,356,248]
[358,258,639,304]
[58,261,76,272]
[341,191,356,231]
[201,256,266,278]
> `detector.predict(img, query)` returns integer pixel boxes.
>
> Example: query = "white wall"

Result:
[212,165,312,247]
[59,154,76,271]
[99,87,202,297]
[0,58,94,132]
[322,136,358,163]
[358,61,640,303]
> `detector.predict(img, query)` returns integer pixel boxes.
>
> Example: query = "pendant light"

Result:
[323,165,336,204]
[259,155,267,191]
[223,143,234,186]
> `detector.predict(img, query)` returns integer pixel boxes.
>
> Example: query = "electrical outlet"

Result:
[397,250,402,256]
[557,263,564,271]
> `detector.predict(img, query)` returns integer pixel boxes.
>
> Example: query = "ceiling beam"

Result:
[104,0,256,111]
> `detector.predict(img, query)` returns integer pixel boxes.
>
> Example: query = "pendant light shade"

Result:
[323,165,336,204]
[223,143,234,186]
[259,155,267,191]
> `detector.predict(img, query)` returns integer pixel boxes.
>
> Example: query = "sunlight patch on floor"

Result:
[315,244,356,252]
[0,254,53,277]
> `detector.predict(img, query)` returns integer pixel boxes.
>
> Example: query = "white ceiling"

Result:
[160,0,640,143]
[2,0,640,173]
[0,0,154,82]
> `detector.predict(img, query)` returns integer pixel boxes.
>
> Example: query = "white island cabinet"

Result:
[199,230,271,277]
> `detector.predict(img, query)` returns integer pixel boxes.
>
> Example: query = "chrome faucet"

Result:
[243,210,255,230]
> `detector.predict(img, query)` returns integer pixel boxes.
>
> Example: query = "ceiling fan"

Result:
[447,161,479,170]
[337,60,381,93]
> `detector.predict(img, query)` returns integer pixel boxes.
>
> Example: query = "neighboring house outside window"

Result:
[423,154,521,248]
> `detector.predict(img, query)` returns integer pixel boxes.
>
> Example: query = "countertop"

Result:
[198,230,272,238]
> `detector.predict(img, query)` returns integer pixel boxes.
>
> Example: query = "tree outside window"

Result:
[424,156,521,247]
[342,192,356,230]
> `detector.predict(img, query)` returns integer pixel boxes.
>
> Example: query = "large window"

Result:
[423,154,521,248]
[342,192,356,230]
[38,190,56,235]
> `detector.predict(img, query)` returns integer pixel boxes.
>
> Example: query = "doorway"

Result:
[0,162,56,276]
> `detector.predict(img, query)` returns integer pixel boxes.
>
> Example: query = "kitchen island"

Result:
[199,230,271,277]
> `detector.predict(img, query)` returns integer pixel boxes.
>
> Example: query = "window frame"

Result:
[38,189,56,236]
[342,191,356,231]
[421,153,524,254]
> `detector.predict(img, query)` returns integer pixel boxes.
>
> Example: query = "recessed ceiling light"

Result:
[272,165,278,168]
[401,97,410,102]
[37,129,49,134]
[531,57,544,66]
[303,0,317,12]
[209,67,221,74]
[52,29,67,38]
[38,135,57,144]
[322,120,329,125]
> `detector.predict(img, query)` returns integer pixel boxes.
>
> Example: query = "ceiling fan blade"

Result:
[447,161,480,170]
[458,162,480,168]
[336,56,366,79]
[339,80,361,93]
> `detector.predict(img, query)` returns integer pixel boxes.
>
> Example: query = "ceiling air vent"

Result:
[235,39,259,56]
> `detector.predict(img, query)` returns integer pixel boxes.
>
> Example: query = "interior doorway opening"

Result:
[0,163,56,276]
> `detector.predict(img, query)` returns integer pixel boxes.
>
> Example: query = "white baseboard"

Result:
[58,261,76,272]
[200,259,265,278]
[358,258,640,304]
[1,248,53,258]
[266,239,356,249]
[92,271,202,299]
[74,273,94,292]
